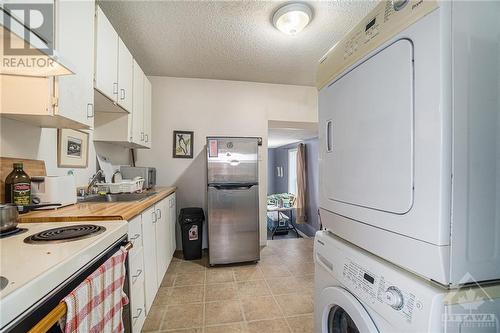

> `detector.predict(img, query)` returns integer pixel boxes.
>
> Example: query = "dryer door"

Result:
[320,39,414,215]
[318,287,378,333]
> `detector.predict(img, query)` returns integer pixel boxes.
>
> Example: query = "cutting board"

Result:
[0,157,46,203]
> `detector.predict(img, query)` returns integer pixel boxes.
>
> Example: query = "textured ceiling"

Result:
[100,0,376,86]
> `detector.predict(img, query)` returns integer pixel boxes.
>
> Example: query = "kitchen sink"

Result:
[77,192,157,203]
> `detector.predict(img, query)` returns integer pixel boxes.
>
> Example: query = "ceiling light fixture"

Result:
[273,3,312,36]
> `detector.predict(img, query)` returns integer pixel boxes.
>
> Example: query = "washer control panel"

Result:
[342,259,420,323]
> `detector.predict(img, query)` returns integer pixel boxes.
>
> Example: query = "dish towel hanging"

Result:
[60,247,129,333]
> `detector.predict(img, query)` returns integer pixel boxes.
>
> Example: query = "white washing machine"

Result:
[317,0,500,286]
[314,231,500,333]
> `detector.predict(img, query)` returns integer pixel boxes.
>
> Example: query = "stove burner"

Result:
[0,228,28,239]
[24,225,106,244]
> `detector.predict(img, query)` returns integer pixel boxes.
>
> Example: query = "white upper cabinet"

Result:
[117,39,134,112]
[0,0,95,129]
[95,7,118,104]
[143,77,152,148]
[132,60,145,145]
[57,0,95,128]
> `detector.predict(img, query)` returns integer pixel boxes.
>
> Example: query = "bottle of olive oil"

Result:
[5,163,31,205]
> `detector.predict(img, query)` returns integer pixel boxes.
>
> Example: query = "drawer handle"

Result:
[152,211,157,223]
[130,233,140,241]
[156,209,161,219]
[132,307,143,320]
[132,269,143,283]
[113,82,118,94]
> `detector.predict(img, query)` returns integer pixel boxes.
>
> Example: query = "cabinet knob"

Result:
[145,134,149,143]
[152,211,157,223]
[141,132,144,141]
[120,88,125,100]
[157,208,161,219]
[113,82,118,94]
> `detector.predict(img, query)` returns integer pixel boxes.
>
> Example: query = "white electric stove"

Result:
[0,221,128,332]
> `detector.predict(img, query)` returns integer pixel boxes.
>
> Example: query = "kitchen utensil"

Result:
[17,203,62,214]
[0,204,19,232]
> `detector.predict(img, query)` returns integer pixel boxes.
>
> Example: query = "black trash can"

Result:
[178,207,205,260]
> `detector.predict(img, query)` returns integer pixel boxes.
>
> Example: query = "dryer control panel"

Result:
[316,0,439,89]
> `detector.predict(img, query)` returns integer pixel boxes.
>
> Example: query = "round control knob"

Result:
[393,0,409,11]
[384,286,404,310]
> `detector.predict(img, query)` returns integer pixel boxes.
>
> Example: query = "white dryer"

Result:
[314,231,500,333]
[317,0,500,286]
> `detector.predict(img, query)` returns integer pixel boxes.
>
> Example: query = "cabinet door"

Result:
[141,206,158,312]
[117,38,133,112]
[56,0,95,128]
[143,77,152,148]
[155,199,169,285]
[169,193,177,257]
[95,7,118,102]
[132,60,144,144]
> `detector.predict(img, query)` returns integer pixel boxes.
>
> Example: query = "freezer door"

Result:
[208,184,260,264]
[207,137,258,184]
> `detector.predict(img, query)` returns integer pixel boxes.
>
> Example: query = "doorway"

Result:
[267,121,320,240]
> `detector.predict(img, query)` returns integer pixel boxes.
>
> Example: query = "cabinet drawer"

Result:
[129,247,145,289]
[130,283,146,333]
[128,215,143,254]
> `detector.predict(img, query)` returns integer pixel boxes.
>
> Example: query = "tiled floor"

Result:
[142,237,315,333]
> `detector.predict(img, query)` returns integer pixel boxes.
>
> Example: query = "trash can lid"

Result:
[179,207,205,221]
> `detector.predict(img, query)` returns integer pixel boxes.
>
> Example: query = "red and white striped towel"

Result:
[61,247,129,333]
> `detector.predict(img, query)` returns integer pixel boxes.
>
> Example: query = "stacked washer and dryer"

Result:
[315,0,500,332]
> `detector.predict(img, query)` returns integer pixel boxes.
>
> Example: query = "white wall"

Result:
[0,117,130,186]
[136,76,317,247]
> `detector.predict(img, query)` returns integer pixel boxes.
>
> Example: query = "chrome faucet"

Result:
[87,169,104,194]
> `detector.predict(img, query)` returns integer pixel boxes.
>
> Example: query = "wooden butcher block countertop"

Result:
[17,186,176,223]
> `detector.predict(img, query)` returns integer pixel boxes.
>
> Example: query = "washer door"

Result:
[319,287,378,333]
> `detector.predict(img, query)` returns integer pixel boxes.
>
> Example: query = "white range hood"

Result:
[0,8,74,77]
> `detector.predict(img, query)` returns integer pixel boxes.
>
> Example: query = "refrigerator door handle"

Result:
[213,185,255,190]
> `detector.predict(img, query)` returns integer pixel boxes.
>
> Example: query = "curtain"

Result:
[295,143,307,224]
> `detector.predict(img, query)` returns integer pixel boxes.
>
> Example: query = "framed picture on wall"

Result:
[57,129,89,168]
[173,130,194,158]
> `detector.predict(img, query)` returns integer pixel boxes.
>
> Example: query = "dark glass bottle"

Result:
[4,163,31,205]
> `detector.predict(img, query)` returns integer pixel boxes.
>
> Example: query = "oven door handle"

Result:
[123,241,133,252]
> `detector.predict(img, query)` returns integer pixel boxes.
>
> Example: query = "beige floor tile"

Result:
[155,285,204,305]
[260,265,292,279]
[161,303,203,331]
[204,322,247,333]
[142,305,166,332]
[241,296,282,321]
[286,262,315,277]
[205,282,239,301]
[246,319,291,333]
[205,300,244,326]
[260,246,277,258]
[160,273,176,287]
[174,260,207,274]
[237,280,271,298]
[174,271,206,286]
[206,269,235,284]
[275,294,314,317]
[233,266,264,282]
[259,255,285,265]
[159,328,203,333]
[286,314,314,333]
[266,277,302,295]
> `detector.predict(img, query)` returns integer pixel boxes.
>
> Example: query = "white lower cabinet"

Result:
[127,215,146,333]
[142,205,158,313]
[139,193,177,314]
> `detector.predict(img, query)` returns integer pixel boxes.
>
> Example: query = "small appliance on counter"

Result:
[120,166,156,189]
[31,175,77,208]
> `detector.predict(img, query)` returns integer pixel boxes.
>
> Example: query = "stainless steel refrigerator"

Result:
[207,137,260,265]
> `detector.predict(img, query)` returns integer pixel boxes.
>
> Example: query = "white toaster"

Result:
[31,175,77,208]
